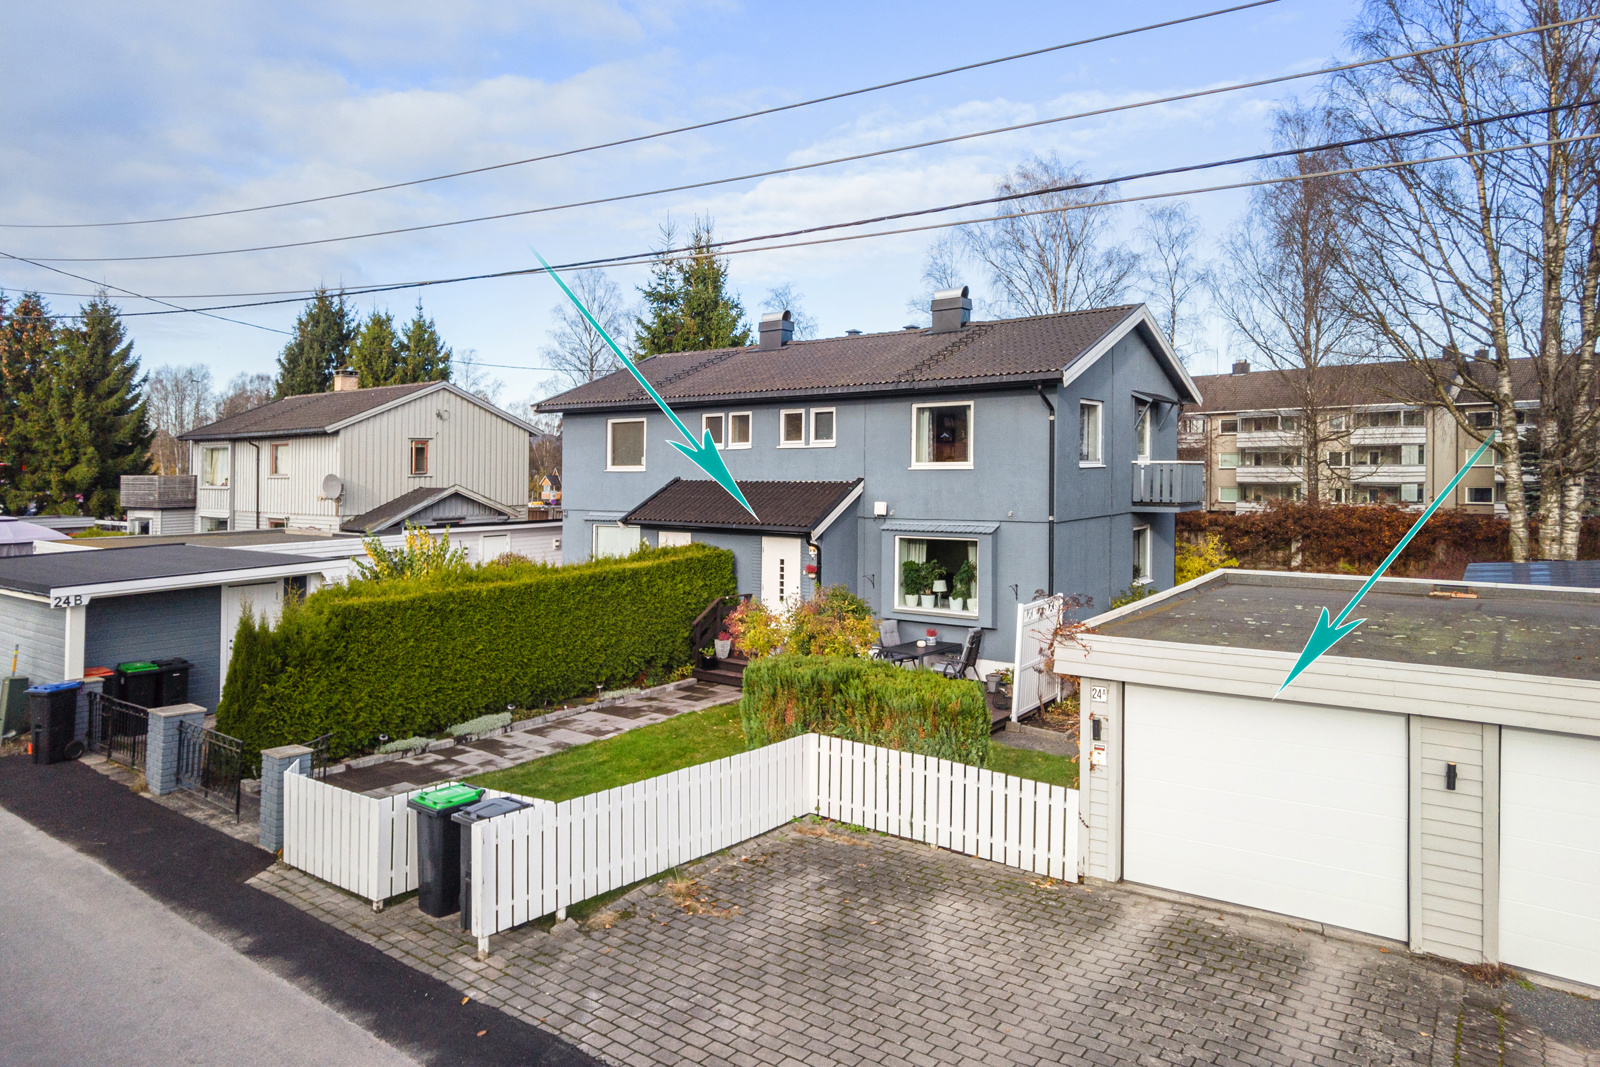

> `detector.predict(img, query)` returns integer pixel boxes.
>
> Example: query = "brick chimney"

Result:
[333,369,360,392]
[1232,360,1251,375]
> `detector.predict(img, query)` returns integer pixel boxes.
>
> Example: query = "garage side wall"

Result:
[0,594,65,685]
[1410,717,1499,963]
[1080,677,1122,882]
[84,587,224,710]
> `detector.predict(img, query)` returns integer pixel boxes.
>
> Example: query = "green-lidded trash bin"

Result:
[114,662,160,708]
[452,796,532,931]
[28,680,82,764]
[406,783,484,917]
[1,675,28,740]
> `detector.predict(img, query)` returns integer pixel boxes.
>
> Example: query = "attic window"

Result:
[410,439,430,476]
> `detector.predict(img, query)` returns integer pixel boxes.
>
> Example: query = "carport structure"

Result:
[1062,569,1600,991]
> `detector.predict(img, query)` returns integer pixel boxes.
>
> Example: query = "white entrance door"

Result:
[220,581,284,680]
[1123,686,1409,940]
[760,536,803,612]
[1500,728,1600,987]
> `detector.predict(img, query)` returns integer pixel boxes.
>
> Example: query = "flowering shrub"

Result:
[721,585,877,659]
[1175,533,1239,585]
[355,522,467,581]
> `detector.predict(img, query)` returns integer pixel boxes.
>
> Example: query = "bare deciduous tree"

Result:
[1212,108,1366,506]
[1330,0,1600,560]
[1135,202,1213,363]
[760,284,818,340]
[144,364,214,474]
[214,372,273,420]
[540,269,632,388]
[965,154,1140,316]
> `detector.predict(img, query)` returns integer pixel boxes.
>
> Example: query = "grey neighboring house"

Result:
[0,545,344,709]
[539,290,1204,661]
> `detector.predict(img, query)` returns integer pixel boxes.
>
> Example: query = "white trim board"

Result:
[1062,304,1203,406]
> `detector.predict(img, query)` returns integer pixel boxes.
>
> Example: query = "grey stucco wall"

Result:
[561,324,1187,656]
[0,594,65,685]
[84,587,223,709]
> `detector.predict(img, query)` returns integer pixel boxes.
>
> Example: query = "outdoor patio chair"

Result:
[869,619,901,660]
[933,628,983,680]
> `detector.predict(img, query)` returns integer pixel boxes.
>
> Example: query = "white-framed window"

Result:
[701,413,725,448]
[269,441,289,476]
[779,409,806,447]
[1469,410,1495,429]
[1218,452,1240,469]
[267,517,288,529]
[409,439,430,476]
[1401,444,1426,465]
[1078,400,1103,465]
[201,516,229,532]
[1327,451,1351,468]
[1329,487,1348,503]
[657,530,692,548]
[810,408,836,446]
[728,412,752,448]
[1465,446,1493,467]
[1134,402,1151,461]
[1219,419,1238,435]
[129,518,152,536]
[893,536,978,616]
[1466,485,1494,504]
[200,445,230,487]
[1402,409,1425,426]
[607,418,646,470]
[1400,483,1424,503]
[1327,414,1349,431]
[1132,525,1152,586]
[912,402,972,467]
[593,523,643,557]
[1218,485,1240,503]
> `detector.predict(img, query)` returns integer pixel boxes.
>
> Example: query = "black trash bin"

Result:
[406,783,484,917]
[153,657,192,706]
[452,796,533,931]
[113,662,160,708]
[28,680,82,764]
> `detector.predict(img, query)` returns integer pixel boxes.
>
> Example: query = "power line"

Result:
[20,12,1596,267]
[12,97,1593,308]
[1,1,1282,231]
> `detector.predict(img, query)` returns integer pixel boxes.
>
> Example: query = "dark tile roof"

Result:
[339,485,517,533]
[181,382,436,440]
[538,307,1151,412]
[1190,359,1539,414]
[623,479,863,534]
[0,544,325,595]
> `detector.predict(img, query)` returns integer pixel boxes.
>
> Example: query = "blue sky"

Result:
[1,0,1360,405]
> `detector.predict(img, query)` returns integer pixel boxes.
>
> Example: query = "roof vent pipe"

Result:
[759,310,794,350]
[1231,360,1251,375]
[931,286,972,333]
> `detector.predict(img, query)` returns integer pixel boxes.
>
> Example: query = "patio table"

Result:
[878,640,961,667]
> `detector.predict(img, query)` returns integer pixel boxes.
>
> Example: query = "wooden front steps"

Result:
[693,653,749,689]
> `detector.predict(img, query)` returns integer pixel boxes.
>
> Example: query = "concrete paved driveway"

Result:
[256,818,1600,1067]
[0,806,417,1067]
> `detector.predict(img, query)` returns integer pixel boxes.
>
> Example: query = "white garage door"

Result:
[1500,729,1600,988]
[1125,686,1409,940]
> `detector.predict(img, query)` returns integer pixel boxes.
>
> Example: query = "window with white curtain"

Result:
[593,524,642,557]
[893,536,978,616]
[1134,402,1151,460]
[1079,401,1103,465]
[912,403,972,466]
[201,445,230,487]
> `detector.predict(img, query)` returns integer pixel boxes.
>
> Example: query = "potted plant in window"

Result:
[919,561,945,609]
[900,558,924,608]
[950,559,976,612]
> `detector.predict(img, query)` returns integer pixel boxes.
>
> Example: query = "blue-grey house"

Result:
[539,289,1204,664]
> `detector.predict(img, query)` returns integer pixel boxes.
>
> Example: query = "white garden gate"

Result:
[1012,594,1063,721]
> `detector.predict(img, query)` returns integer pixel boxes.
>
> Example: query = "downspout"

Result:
[247,441,262,530]
[1037,385,1056,596]
[806,535,822,597]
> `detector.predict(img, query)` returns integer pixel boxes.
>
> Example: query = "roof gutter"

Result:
[537,374,1066,415]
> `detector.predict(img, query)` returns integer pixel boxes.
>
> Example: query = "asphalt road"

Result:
[0,805,419,1067]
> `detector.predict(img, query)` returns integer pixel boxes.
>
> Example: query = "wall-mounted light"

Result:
[1445,762,1458,790]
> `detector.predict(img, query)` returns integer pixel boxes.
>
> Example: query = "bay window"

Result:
[894,536,978,616]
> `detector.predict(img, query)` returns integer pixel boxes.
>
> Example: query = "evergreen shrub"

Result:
[217,544,734,759]
[740,654,990,765]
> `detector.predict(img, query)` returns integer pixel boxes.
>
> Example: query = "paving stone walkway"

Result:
[252,818,1600,1067]
[331,682,737,797]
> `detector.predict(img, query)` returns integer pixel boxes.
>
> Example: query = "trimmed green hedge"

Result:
[217,544,734,759]
[740,654,990,765]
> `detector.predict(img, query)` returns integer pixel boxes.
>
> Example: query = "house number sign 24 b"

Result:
[51,594,86,608]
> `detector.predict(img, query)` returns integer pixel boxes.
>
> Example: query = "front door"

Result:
[760,536,803,612]
[220,581,284,681]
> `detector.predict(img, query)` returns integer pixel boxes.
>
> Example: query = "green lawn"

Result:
[468,703,748,802]
[985,742,1079,790]
[469,702,1080,801]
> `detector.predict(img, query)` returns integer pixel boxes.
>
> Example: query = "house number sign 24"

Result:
[1090,685,1108,703]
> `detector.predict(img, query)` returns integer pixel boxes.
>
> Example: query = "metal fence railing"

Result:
[86,691,148,771]
[176,720,246,819]
[304,733,332,780]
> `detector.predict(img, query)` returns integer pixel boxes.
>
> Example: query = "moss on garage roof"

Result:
[1094,571,1600,682]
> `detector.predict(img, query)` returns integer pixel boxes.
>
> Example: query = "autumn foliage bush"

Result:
[1178,502,1600,578]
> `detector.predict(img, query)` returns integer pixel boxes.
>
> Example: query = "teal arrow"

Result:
[1277,432,1499,696]
[530,248,758,519]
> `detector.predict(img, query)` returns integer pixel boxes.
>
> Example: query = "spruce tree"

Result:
[398,301,451,383]
[274,289,355,397]
[634,219,752,355]
[349,310,404,387]
[43,296,152,516]
[0,293,59,513]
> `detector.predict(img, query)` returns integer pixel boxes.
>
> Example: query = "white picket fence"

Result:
[281,732,1080,945]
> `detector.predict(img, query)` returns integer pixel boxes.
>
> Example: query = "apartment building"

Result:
[1179,359,1538,513]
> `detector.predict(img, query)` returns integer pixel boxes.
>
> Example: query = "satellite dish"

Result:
[321,474,343,500]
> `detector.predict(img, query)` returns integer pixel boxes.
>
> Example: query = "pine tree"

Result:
[634,219,752,355]
[0,293,59,512]
[349,310,404,387]
[275,289,355,397]
[43,295,152,516]
[398,301,452,383]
